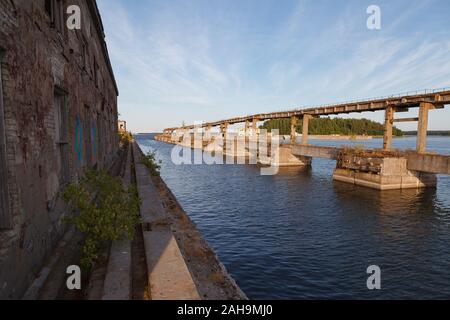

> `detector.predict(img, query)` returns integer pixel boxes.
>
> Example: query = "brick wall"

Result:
[0,0,119,299]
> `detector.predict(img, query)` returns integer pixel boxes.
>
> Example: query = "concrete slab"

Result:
[22,228,75,300]
[406,152,450,174]
[102,240,132,300]
[132,142,201,300]
[143,229,200,300]
[259,145,312,167]
[102,145,132,300]
[134,163,167,226]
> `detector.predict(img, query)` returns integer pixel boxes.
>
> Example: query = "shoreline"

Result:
[150,173,247,300]
[135,142,247,300]
[287,134,374,141]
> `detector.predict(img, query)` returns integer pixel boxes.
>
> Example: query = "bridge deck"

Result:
[166,89,450,131]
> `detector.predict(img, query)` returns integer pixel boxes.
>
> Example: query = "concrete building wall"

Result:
[0,0,119,298]
[118,120,126,132]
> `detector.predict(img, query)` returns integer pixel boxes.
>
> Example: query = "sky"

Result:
[97,0,450,133]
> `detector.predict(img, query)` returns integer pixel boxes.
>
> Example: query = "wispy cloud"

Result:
[98,0,450,132]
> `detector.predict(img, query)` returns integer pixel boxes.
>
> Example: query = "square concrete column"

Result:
[252,118,258,134]
[221,123,228,151]
[290,116,299,145]
[416,102,433,153]
[205,125,212,140]
[245,120,250,135]
[383,107,395,150]
[302,115,312,145]
[220,123,228,134]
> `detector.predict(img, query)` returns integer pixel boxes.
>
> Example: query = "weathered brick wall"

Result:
[0,0,119,299]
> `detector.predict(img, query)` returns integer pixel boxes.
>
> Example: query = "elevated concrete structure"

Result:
[163,89,450,134]
[156,88,450,191]
[406,153,450,174]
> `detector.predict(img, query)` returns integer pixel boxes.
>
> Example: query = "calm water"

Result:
[137,135,450,299]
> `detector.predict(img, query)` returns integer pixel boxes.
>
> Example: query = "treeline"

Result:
[260,117,403,136]
[404,131,450,136]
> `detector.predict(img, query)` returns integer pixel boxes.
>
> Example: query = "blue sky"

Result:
[97,0,450,132]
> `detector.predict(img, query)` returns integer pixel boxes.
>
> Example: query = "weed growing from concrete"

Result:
[119,131,133,147]
[62,170,141,268]
[141,151,162,176]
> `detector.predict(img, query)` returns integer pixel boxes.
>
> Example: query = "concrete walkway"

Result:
[133,142,200,300]
[102,145,132,300]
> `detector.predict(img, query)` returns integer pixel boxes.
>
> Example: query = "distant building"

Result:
[0,0,119,298]
[118,120,127,132]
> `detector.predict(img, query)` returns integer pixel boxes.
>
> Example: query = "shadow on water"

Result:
[275,166,313,177]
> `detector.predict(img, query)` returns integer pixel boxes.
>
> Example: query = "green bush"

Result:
[141,151,161,176]
[119,131,133,146]
[62,170,141,268]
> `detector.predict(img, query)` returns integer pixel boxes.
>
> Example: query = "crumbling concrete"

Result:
[333,156,437,190]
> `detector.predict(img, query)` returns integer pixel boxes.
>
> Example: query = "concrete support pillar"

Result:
[290,116,299,145]
[245,120,251,135]
[383,107,395,150]
[302,115,312,145]
[204,125,212,140]
[252,118,258,136]
[417,102,433,153]
[221,123,228,151]
[220,123,228,137]
[252,119,258,130]
[188,129,193,147]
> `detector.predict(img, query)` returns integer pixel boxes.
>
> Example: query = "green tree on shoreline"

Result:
[260,117,403,136]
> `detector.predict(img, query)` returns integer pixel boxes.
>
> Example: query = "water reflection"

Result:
[333,182,438,215]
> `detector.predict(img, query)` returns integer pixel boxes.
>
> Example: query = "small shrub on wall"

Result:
[141,151,161,176]
[118,131,133,146]
[62,169,141,268]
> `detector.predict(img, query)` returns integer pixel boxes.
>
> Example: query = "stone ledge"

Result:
[132,142,201,300]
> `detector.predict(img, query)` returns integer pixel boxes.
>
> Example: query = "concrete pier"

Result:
[291,144,440,190]
[333,156,437,190]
